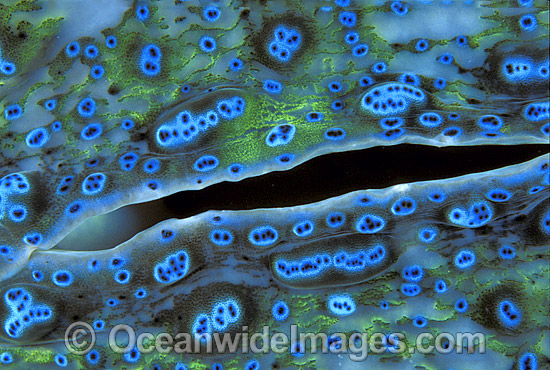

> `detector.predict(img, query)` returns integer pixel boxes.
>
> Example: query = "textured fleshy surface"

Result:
[0,0,549,369]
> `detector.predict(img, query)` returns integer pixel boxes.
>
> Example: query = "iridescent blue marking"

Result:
[193,155,219,172]
[84,44,98,59]
[229,58,243,71]
[77,97,96,118]
[327,295,356,316]
[143,159,161,174]
[435,279,448,293]
[228,163,244,176]
[65,41,80,57]
[0,61,16,75]
[415,39,429,52]
[25,128,49,149]
[328,81,342,93]
[519,14,537,31]
[266,124,296,147]
[305,112,323,122]
[293,220,314,237]
[199,36,217,53]
[52,270,73,287]
[391,1,408,15]
[391,197,416,216]
[399,73,420,86]
[454,249,476,269]
[344,31,359,44]
[0,352,13,364]
[541,209,550,234]
[263,79,283,94]
[372,62,387,73]
[45,99,56,111]
[23,232,42,245]
[51,120,61,132]
[114,270,131,285]
[418,226,437,243]
[335,0,351,6]
[356,214,385,233]
[419,112,443,128]
[136,5,149,21]
[118,152,139,171]
[86,350,100,365]
[90,65,104,79]
[203,6,220,22]
[449,202,492,227]
[352,43,369,57]
[455,299,468,313]
[272,301,289,322]
[401,283,421,297]
[402,265,423,282]
[523,102,549,122]
[412,315,427,328]
[434,78,446,89]
[443,127,462,138]
[478,115,503,130]
[518,353,538,370]
[80,123,102,140]
[93,320,105,330]
[486,188,512,202]
[331,100,344,110]
[54,354,68,367]
[456,35,468,47]
[326,212,345,228]
[82,173,107,196]
[4,104,22,120]
[210,229,234,246]
[338,11,356,27]
[32,271,43,282]
[248,226,278,246]
[324,127,346,141]
[154,251,190,284]
[498,300,522,328]
[105,35,117,48]
[276,153,295,165]
[437,53,453,65]
[66,201,83,217]
[245,359,260,370]
[123,347,141,363]
[359,76,373,87]
[56,176,73,195]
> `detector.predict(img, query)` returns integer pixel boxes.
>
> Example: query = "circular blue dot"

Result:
[114,270,131,284]
[54,354,68,367]
[65,41,80,57]
[352,44,369,57]
[391,1,408,16]
[80,123,103,141]
[415,39,429,52]
[53,270,73,287]
[90,65,105,79]
[77,97,96,118]
[434,78,447,89]
[93,320,105,330]
[437,53,454,65]
[344,31,359,44]
[0,61,16,75]
[136,5,149,21]
[32,270,44,282]
[456,35,468,47]
[84,45,99,59]
[519,14,537,31]
[338,11,357,27]
[372,62,387,73]
[455,299,468,313]
[122,118,135,130]
[434,279,448,293]
[272,300,290,321]
[199,36,217,53]
[86,350,100,365]
[380,300,389,310]
[328,81,342,92]
[105,35,117,48]
[499,245,517,260]
[4,104,22,120]
[45,99,57,111]
[412,315,427,328]
[229,58,243,71]
[0,352,13,364]
[25,128,50,148]
[331,100,344,110]
[135,288,147,299]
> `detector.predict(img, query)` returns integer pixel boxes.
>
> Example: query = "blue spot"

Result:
[199,36,217,52]
[328,81,342,93]
[391,197,416,216]
[335,0,351,6]
[0,61,16,75]
[498,300,522,328]
[105,35,117,48]
[110,256,126,269]
[121,118,135,130]
[51,120,62,132]
[212,364,223,370]
[399,73,420,86]
[90,65,104,79]
[194,155,219,172]
[518,353,538,370]
[266,124,296,147]
[324,127,346,141]
[352,44,369,57]
[272,301,289,321]
[356,214,385,233]
[415,39,429,52]
[372,62,387,73]
[435,279,448,293]
[529,185,544,194]
[291,342,305,357]
[229,58,243,71]
[379,117,403,129]
[437,53,454,65]
[380,301,389,309]
[359,76,374,87]
[391,1,408,15]
[245,359,260,370]
[249,226,278,246]
[293,220,314,237]
[542,123,550,136]
[82,173,107,196]
[114,270,131,284]
[276,153,295,165]
[339,11,356,27]
[228,163,244,176]
[306,112,323,122]
[107,298,119,307]
[418,227,437,243]
[143,159,160,174]
[402,265,423,282]
[45,99,57,111]
[77,97,96,118]
[538,61,549,78]
[56,176,74,195]
[478,115,503,130]
[25,128,50,149]
[119,152,139,171]
[203,6,220,21]
[23,232,42,245]
[456,35,468,47]
[327,295,356,316]
[344,31,359,44]
[80,123,103,140]
[86,350,100,365]
[326,212,345,228]
[517,0,534,6]
[263,79,283,94]
[455,299,468,313]
[4,104,22,120]
[124,347,141,363]
[434,78,447,89]
[87,259,100,272]
[54,354,68,367]
[65,41,80,57]
[331,100,344,110]
[154,251,190,283]
[454,249,476,269]
[133,288,147,299]
[32,270,43,282]
[519,14,537,31]
[401,283,421,297]
[139,44,161,77]
[66,201,83,216]
[540,210,550,234]
[486,188,512,202]
[93,320,105,330]
[419,112,443,127]
[523,102,549,122]
[84,44,99,59]
[53,270,73,287]
[175,363,188,370]
[0,352,13,364]
[181,85,191,93]
[448,112,460,121]
[136,5,149,21]
[412,315,427,328]
[443,127,462,137]
[160,229,176,242]
[210,229,233,246]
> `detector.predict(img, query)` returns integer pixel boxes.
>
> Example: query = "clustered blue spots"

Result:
[194,155,219,172]
[402,265,423,282]
[77,97,96,118]
[361,82,425,116]
[391,1,408,16]
[4,104,22,120]
[4,288,53,339]
[53,270,73,287]
[401,283,421,297]
[498,300,522,328]
[266,124,296,147]
[210,229,234,246]
[326,212,345,228]
[135,288,147,299]
[269,25,302,62]
[391,197,416,215]
[454,249,476,269]
[217,96,246,119]
[328,81,342,92]
[356,214,385,233]
[486,188,512,202]
[272,300,290,321]
[23,232,42,245]
[478,115,503,131]
[352,43,369,57]
[248,225,278,246]
[80,122,103,140]
[154,250,190,283]
[82,173,107,196]
[293,220,314,237]
[124,347,141,363]
[119,152,139,171]
[324,127,346,141]
[25,128,50,148]
[140,43,162,76]
[263,79,283,94]
[203,6,221,22]
[338,11,357,27]
[523,102,549,122]
[399,73,420,86]
[419,112,443,128]
[449,201,492,227]
[327,294,356,316]
[305,112,323,122]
